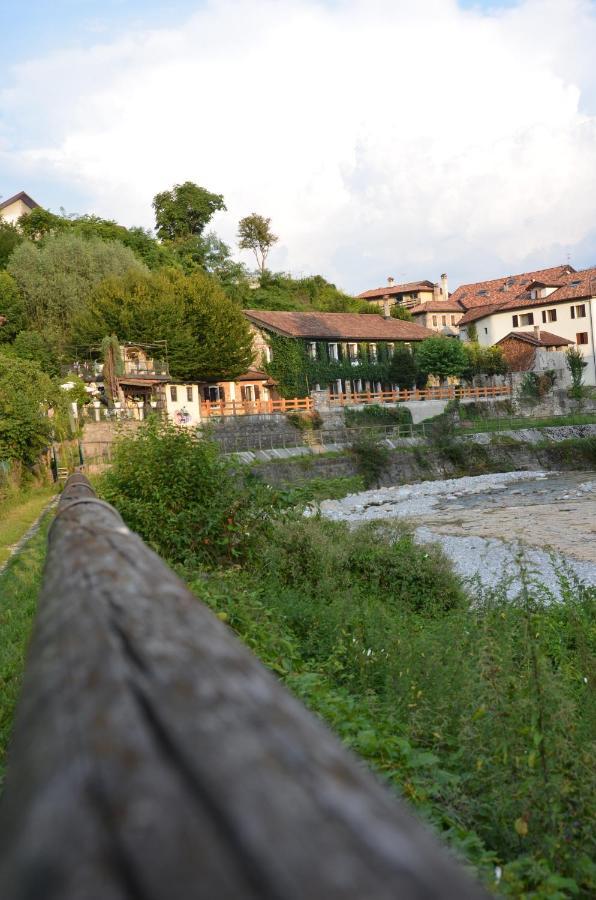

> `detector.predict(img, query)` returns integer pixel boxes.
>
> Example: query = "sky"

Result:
[1,0,596,294]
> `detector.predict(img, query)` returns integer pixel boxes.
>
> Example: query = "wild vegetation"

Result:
[97,423,596,898]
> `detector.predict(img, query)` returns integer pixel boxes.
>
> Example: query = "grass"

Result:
[0,485,58,567]
[0,515,50,783]
[459,412,596,434]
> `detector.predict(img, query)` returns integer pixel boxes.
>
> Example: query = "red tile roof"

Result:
[409,300,463,314]
[496,330,573,348]
[357,280,434,300]
[450,265,574,312]
[459,266,596,324]
[0,191,40,212]
[244,309,434,341]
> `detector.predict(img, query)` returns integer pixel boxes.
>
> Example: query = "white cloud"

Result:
[2,0,596,291]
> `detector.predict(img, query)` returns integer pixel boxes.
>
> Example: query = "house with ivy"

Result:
[244,309,434,397]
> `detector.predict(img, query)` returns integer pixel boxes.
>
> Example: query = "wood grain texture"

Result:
[0,475,489,899]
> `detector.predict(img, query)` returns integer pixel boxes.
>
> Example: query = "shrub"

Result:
[345,404,413,428]
[98,419,288,566]
[349,429,391,487]
[565,346,587,401]
[286,410,322,431]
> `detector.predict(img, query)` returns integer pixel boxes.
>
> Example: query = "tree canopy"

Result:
[8,233,147,357]
[416,337,468,380]
[0,221,23,269]
[388,346,419,389]
[237,213,278,274]
[0,352,56,464]
[75,268,254,382]
[152,182,226,241]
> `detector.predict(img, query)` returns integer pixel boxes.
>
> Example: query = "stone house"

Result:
[244,309,434,394]
[356,277,437,312]
[496,327,573,374]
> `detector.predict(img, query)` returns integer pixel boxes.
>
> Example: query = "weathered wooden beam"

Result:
[0,475,488,900]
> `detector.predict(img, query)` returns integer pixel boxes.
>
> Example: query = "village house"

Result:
[244,308,434,394]
[454,265,596,384]
[357,277,436,311]
[165,369,277,424]
[496,328,573,375]
[0,191,40,226]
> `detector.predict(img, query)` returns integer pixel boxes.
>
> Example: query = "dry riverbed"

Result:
[317,470,596,596]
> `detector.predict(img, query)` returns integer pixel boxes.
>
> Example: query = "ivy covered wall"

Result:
[262,333,403,398]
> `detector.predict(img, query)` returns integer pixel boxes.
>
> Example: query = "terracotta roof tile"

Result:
[357,280,434,300]
[244,309,434,341]
[496,330,573,348]
[409,300,464,314]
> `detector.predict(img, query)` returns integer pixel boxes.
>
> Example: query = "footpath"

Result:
[0,495,58,577]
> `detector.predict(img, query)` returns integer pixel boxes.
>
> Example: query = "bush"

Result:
[286,410,322,431]
[98,420,288,566]
[345,404,413,428]
[349,429,391,487]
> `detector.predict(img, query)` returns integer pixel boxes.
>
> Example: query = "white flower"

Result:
[494,867,502,883]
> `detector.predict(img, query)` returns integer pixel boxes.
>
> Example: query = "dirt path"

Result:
[0,496,58,577]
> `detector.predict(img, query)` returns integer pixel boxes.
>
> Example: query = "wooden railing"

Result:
[328,385,511,405]
[0,474,487,899]
[200,395,313,417]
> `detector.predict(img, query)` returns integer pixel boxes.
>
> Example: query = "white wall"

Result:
[0,198,32,226]
[460,297,596,385]
[165,383,202,426]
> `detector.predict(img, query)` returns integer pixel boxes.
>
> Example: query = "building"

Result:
[456,266,596,384]
[165,369,277,424]
[357,277,437,311]
[244,309,434,394]
[0,191,40,226]
[409,298,463,335]
[496,328,573,373]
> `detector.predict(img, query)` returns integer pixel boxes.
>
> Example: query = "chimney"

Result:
[534,325,541,342]
[433,283,441,302]
[387,276,395,287]
[383,296,391,319]
[440,273,448,300]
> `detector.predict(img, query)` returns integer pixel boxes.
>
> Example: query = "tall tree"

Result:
[8,233,147,357]
[0,221,23,268]
[152,182,226,241]
[416,337,468,381]
[75,268,253,382]
[388,346,418,389]
[0,273,26,342]
[237,213,278,275]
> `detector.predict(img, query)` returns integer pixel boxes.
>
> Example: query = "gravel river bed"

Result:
[317,470,596,597]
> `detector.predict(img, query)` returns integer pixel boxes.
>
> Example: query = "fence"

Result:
[328,384,511,406]
[200,395,313,417]
[0,474,487,899]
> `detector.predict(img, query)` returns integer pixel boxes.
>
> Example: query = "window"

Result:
[512,315,519,327]
[576,332,589,345]
[542,309,557,323]
[369,343,377,360]
[241,385,253,402]
[186,386,193,402]
[450,315,456,325]
[541,311,546,323]
[484,328,488,335]
[348,342,358,360]
[264,345,272,363]
[328,343,339,361]
[571,304,586,319]
[308,342,317,359]
[432,315,438,326]
[520,313,534,326]
[441,315,447,326]
[170,386,177,402]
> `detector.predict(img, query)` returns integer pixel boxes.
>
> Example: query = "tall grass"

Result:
[99,422,596,898]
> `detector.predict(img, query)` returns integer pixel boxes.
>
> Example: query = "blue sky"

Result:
[1,0,595,292]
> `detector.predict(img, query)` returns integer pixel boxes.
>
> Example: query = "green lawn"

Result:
[0,485,58,567]
[0,516,50,783]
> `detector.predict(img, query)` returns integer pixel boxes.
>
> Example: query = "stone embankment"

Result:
[316,470,596,598]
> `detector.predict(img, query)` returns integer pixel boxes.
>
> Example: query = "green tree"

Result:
[10,330,59,375]
[565,346,588,400]
[75,268,253,382]
[416,336,468,381]
[463,342,508,380]
[237,213,279,275]
[8,233,147,357]
[390,305,414,322]
[152,182,226,241]
[0,221,22,268]
[388,346,418,388]
[0,352,56,464]
[18,207,68,241]
[0,273,26,342]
